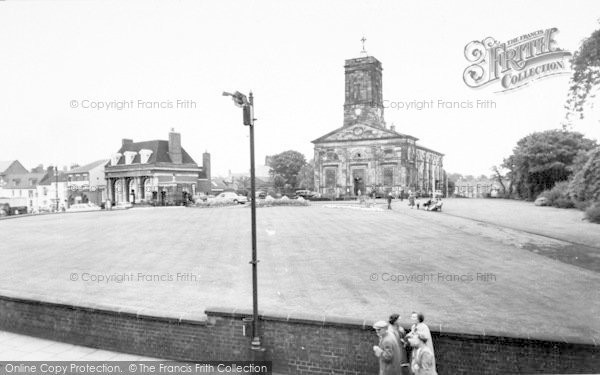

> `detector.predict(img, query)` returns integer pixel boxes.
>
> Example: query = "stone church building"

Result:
[312,55,444,198]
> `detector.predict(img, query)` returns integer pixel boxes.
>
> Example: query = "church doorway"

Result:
[352,169,366,196]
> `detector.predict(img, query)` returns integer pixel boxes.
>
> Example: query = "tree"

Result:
[569,147,600,204]
[272,175,286,191]
[267,150,307,189]
[502,130,597,200]
[566,28,600,120]
[446,173,463,182]
[235,176,251,194]
[297,160,315,190]
[491,165,508,196]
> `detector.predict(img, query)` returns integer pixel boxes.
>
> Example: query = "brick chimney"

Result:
[203,151,211,182]
[168,129,182,164]
[203,150,211,194]
[122,138,133,147]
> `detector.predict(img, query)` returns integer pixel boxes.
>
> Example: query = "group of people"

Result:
[372,312,437,375]
[407,194,443,211]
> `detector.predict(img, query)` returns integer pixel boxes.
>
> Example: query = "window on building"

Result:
[384,167,394,186]
[325,169,336,188]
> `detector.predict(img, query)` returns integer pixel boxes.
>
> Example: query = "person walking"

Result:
[387,192,393,210]
[410,312,436,372]
[372,320,404,375]
[408,333,437,375]
[388,314,410,375]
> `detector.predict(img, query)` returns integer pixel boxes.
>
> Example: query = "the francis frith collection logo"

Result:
[463,28,572,92]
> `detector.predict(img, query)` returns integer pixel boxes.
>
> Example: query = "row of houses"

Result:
[1,130,276,213]
[0,160,108,212]
[0,131,206,212]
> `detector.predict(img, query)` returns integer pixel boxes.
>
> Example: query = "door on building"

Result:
[352,169,366,196]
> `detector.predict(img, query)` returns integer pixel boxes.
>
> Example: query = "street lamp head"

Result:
[223,90,249,108]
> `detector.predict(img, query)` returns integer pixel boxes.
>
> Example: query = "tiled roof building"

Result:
[105,130,210,205]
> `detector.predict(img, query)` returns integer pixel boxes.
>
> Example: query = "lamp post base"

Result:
[250,336,266,360]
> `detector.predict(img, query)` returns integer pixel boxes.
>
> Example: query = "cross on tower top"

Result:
[360,36,367,56]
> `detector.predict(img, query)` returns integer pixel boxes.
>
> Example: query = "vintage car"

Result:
[213,192,248,204]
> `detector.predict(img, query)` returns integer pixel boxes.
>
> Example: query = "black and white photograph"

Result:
[0,1,599,374]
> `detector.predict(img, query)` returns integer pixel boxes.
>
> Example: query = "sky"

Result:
[0,0,599,177]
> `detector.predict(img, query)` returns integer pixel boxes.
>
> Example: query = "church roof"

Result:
[113,140,197,165]
[311,124,418,144]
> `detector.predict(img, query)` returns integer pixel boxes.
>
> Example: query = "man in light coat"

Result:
[372,320,404,375]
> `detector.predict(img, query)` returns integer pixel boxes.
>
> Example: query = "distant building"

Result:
[312,55,444,198]
[104,130,210,205]
[454,178,509,198]
[66,159,109,206]
[0,172,45,211]
[0,160,28,187]
[37,167,69,211]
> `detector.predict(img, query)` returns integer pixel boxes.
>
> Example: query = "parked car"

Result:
[295,190,319,199]
[66,203,102,212]
[534,196,549,206]
[214,192,248,204]
[0,203,10,216]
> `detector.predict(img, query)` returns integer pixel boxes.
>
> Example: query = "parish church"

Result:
[312,49,444,198]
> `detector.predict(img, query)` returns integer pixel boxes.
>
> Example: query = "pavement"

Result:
[0,332,283,374]
[0,331,159,361]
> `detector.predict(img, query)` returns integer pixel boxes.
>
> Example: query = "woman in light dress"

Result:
[408,332,437,375]
[409,312,436,373]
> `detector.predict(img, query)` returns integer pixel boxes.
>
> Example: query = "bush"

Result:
[569,147,600,204]
[255,198,309,207]
[538,181,573,208]
[585,203,600,223]
[190,200,238,208]
[574,200,593,211]
[553,197,575,209]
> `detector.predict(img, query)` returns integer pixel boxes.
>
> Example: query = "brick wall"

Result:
[0,295,598,374]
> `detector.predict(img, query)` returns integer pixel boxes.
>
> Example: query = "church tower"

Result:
[343,56,384,128]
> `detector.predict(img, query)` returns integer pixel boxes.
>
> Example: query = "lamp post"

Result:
[222,90,264,353]
[55,166,59,212]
